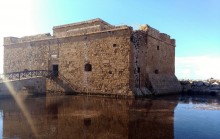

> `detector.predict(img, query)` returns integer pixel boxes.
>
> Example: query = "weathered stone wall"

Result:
[4,38,60,73]
[46,77,75,95]
[4,43,48,73]
[4,26,134,96]
[148,74,182,95]
[0,77,46,97]
[56,27,133,95]
[131,25,181,95]
[146,26,175,75]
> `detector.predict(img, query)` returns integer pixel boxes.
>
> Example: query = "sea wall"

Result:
[149,74,182,95]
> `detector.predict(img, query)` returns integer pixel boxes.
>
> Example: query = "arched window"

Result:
[85,63,92,71]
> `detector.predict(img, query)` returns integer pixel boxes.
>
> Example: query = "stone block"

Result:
[103,60,110,64]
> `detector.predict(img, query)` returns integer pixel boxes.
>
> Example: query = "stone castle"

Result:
[3,18,182,96]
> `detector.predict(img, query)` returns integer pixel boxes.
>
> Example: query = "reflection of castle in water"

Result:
[0,96,180,138]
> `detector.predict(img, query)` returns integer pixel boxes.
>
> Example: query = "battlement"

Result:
[4,33,53,45]
[53,18,114,29]
[53,18,117,37]
[139,24,175,46]
[4,37,19,45]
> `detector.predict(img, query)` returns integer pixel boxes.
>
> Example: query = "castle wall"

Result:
[56,27,133,95]
[4,38,60,73]
[4,43,49,73]
[132,25,181,94]
[4,26,134,96]
[146,28,175,75]
[3,19,180,96]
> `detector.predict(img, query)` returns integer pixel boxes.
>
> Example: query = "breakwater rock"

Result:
[180,79,220,95]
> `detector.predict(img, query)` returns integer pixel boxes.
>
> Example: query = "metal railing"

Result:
[0,70,53,83]
[0,70,76,94]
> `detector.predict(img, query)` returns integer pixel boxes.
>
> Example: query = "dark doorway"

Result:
[53,65,59,77]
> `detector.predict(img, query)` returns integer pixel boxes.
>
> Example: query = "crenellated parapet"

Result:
[4,37,19,45]
[139,24,176,46]
[4,33,53,45]
[53,18,119,37]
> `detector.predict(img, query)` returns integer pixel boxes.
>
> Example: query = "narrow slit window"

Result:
[138,67,140,73]
[157,45,160,50]
[130,36,134,42]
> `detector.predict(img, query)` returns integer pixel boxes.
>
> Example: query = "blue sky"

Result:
[0,0,220,79]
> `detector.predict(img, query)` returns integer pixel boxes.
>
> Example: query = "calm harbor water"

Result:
[0,95,220,139]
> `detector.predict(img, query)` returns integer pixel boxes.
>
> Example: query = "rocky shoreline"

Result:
[180,79,220,95]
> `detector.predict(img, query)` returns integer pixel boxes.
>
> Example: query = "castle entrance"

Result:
[53,64,59,77]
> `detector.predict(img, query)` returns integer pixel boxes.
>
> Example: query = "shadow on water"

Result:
[0,95,220,139]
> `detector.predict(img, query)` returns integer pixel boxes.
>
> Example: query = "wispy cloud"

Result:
[176,56,220,80]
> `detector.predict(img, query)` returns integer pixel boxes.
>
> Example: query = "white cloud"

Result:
[176,56,220,80]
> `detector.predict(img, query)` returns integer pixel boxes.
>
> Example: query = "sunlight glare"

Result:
[4,81,38,138]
